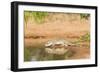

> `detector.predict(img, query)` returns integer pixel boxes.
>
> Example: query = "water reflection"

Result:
[24,40,75,61]
[29,48,73,61]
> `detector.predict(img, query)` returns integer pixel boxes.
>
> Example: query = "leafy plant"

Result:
[80,33,90,42]
[74,33,90,45]
[32,12,48,23]
[24,11,48,24]
[80,14,90,20]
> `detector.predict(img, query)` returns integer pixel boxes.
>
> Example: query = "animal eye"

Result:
[68,44,71,46]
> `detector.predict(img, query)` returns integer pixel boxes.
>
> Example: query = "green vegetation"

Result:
[80,14,90,20]
[79,33,90,42]
[24,11,90,25]
[75,33,90,44]
[24,48,31,61]
[24,48,74,61]
[24,11,48,24]
[24,11,31,25]
[32,12,48,23]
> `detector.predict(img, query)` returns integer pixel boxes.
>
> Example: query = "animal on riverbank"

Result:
[45,40,75,55]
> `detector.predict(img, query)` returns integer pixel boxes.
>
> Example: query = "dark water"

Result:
[24,41,90,62]
[24,46,74,62]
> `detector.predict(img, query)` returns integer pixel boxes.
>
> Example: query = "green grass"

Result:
[79,33,90,42]
[24,48,31,61]
[80,14,90,20]
[32,12,48,23]
[24,12,90,24]
[24,11,48,24]
[75,33,90,44]
[24,11,31,25]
